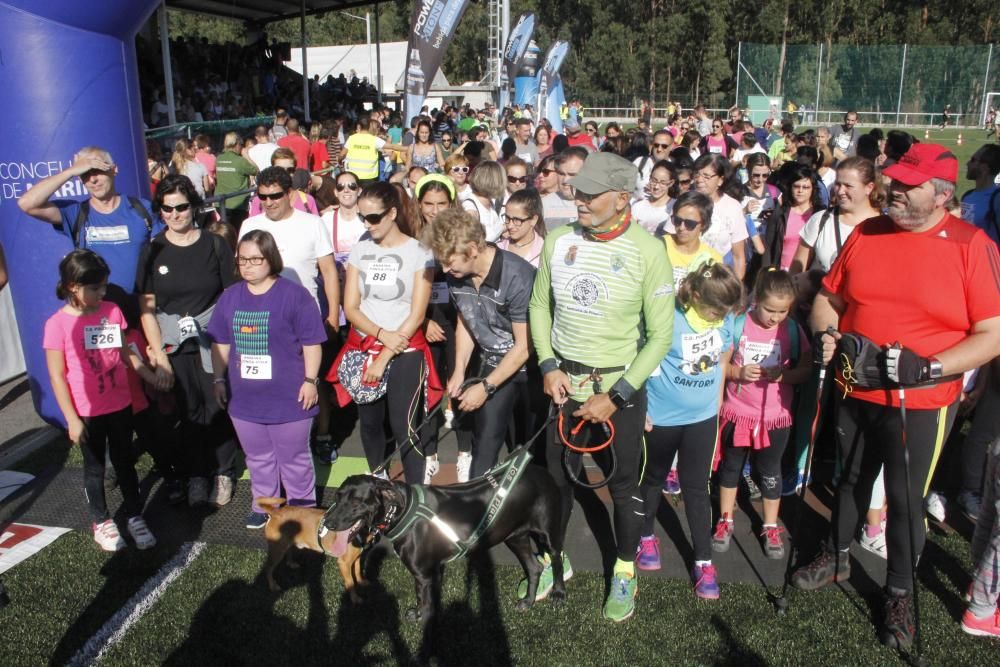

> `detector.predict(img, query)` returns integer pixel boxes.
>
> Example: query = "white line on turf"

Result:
[67,541,207,666]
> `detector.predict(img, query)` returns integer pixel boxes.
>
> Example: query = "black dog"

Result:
[324,463,565,653]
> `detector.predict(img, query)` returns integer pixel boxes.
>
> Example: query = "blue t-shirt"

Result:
[57,197,163,292]
[646,306,735,427]
[961,186,1000,247]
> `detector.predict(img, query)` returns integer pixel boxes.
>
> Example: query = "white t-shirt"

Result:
[631,199,674,236]
[182,160,208,197]
[541,192,578,232]
[798,209,857,272]
[701,194,749,258]
[462,197,504,242]
[323,208,367,258]
[632,156,655,200]
[733,145,766,164]
[247,143,278,172]
[347,237,435,332]
[240,209,334,306]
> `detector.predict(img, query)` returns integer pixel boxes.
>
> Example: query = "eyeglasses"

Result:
[694,171,719,181]
[160,202,192,213]
[451,166,470,174]
[503,214,533,226]
[507,175,528,184]
[336,182,359,191]
[236,255,266,266]
[362,210,388,224]
[653,143,672,150]
[648,178,672,187]
[257,190,287,201]
[672,215,701,231]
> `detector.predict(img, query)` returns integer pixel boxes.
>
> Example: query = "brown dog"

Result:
[257,497,365,602]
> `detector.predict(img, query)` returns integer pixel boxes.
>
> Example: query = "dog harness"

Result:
[384,447,533,562]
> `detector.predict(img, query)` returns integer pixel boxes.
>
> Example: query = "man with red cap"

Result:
[790,144,1000,651]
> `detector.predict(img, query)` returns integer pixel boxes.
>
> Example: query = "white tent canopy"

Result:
[284,41,449,96]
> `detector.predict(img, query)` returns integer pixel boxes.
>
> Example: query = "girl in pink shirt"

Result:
[43,250,157,552]
[713,270,812,559]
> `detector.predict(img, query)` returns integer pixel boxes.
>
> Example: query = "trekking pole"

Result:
[897,386,928,667]
[774,326,836,615]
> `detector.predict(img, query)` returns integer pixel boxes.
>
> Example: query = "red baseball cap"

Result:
[882,143,958,186]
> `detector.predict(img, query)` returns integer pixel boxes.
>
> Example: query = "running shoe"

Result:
[880,588,915,652]
[314,434,337,465]
[712,515,733,553]
[636,536,661,571]
[925,490,946,522]
[127,516,157,550]
[791,547,851,590]
[692,563,720,600]
[516,554,573,601]
[859,528,887,560]
[781,470,811,497]
[602,572,637,622]
[246,512,268,530]
[662,469,681,495]
[188,477,209,507]
[961,608,1000,638]
[760,525,785,560]
[93,519,126,552]
[456,451,473,483]
[209,475,234,506]
[423,455,440,485]
[958,491,982,522]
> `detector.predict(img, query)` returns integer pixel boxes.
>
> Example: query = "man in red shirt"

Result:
[563,119,595,151]
[791,143,1000,652]
[277,118,311,173]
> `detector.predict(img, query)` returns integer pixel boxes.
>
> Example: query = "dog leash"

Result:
[557,401,618,490]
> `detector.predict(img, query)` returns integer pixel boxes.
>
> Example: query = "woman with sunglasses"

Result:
[740,153,776,256]
[329,182,440,485]
[138,174,239,508]
[503,157,531,202]
[534,155,559,196]
[632,160,676,236]
[664,191,724,290]
[699,118,738,159]
[208,230,326,528]
[439,131,455,162]
[693,154,750,280]
[405,119,444,174]
[444,153,473,202]
[247,148,319,217]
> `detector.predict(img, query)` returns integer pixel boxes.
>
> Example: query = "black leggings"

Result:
[545,390,647,562]
[468,373,522,479]
[358,350,433,484]
[80,407,142,523]
[830,395,957,592]
[640,417,718,561]
[170,351,238,480]
[717,422,790,500]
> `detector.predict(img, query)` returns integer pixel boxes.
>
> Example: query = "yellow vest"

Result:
[345,133,379,179]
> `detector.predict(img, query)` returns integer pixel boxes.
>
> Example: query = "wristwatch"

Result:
[303,377,320,386]
[927,358,943,380]
[481,379,497,396]
[608,389,628,409]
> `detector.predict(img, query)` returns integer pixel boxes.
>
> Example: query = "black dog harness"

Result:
[384,447,533,562]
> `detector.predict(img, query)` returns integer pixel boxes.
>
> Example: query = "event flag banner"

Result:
[536,41,570,129]
[404,0,472,123]
[498,12,535,112]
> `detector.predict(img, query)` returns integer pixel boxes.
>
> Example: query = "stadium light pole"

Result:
[341,11,373,85]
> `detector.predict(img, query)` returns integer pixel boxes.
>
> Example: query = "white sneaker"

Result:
[209,475,234,506]
[443,409,455,429]
[423,455,440,485]
[958,491,981,522]
[925,490,947,523]
[93,519,126,552]
[127,516,157,550]
[859,528,887,559]
[456,451,473,483]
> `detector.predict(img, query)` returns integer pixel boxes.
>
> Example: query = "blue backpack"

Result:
[732,312,801,366]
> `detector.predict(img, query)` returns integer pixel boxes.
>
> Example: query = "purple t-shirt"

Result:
[208,277,327,424]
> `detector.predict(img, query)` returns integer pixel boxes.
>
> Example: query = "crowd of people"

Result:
[14,96,1000,651]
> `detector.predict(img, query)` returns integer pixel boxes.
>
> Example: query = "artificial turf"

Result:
[0,528,996,666]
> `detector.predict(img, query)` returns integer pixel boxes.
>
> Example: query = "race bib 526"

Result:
[84,324,122,350]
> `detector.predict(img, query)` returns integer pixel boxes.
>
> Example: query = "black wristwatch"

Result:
[482,379,497,396]
[303,377,320,386]
[608,390,628,409]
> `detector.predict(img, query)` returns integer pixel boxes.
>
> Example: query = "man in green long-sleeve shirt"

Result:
[214,131,258,229]
[527,151,674,622]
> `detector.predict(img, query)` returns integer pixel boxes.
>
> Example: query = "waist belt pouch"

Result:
[337,348,392,404]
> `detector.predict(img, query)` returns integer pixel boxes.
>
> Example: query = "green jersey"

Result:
[529,219,675,401]
[214,150,258,209]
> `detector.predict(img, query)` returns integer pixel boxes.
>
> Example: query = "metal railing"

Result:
[576,107,980,128]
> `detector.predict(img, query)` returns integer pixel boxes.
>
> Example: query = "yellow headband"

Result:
[415,173,456,201]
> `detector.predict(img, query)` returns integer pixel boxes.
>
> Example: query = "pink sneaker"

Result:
[692,563,720,599]
[636,535,661,570]
[961,608,1000,638]
[662,469,681,495]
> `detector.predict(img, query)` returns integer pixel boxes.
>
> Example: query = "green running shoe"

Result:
[516,553,573,601]
[603,573,637,622]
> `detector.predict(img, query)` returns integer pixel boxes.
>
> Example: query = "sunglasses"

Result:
[451,166,470,174]
[281,166,296,174]
[653,143,672,150]
[507,175,528,184]
[673,215,701,231]
[540,168,556,176]
[750,172,770,179]
[677,178,693,186]
[713,125,723,129]
[236,256,266,266]
[336,182,359,191]
[362,210,388,224]
[160,202,192,213]
[257,190,287,201]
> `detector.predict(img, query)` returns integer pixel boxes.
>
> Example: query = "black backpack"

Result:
[72,197,154,248]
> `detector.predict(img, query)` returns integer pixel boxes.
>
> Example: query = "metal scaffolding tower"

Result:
[481,0,509,88]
